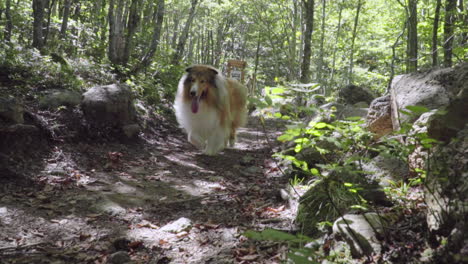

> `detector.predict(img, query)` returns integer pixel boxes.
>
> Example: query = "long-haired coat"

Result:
[174,65,247,155]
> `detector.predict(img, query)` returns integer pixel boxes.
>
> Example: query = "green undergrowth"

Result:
[245,84,440,263]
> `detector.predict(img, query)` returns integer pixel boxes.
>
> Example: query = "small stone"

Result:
[109,251,131,264]
[122,124,140,138]
[160,217,192,233]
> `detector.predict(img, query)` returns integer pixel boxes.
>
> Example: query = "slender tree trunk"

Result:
[300,0,314,83]
[32,0,47,49]
[171,16,179,50]
[60,0,71,39]
[432,0,441,67]
[4,0,12,42]
[460,0,468,45]
[213,17,231,67]
[123,0,142,64]
[443,0,457,67]
[406,0,418,72]
[317,0,326,89]
[330,0,344,91]
[44,0,57,45]
[289,0,299,80]
[172,0,199,64]
[348,0,363,84]
[136,0,165,72]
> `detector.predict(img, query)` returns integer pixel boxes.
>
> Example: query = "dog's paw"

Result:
[204,144,223,155]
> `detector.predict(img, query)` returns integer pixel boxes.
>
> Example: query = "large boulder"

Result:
[311,102,368,124]
[389,65,463,130]
[427,87,468,143]
[366,95,392,139]
[362,154,408,187]
[0,96,24,124]
[39,89,82,110]
[338,85,375,105]
[81,84,140,138]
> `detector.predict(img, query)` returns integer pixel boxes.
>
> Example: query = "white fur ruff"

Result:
[174,73,231,155]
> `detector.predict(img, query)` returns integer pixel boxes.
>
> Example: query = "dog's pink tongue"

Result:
[191,96,199,113]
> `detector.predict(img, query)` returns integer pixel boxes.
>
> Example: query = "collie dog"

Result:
[174,65,247,155]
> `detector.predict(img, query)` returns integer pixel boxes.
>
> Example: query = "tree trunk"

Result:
[348,0,363,84]
[317,0,326,90]
[288,0,299,80]
[443,0,457,67]
[123,0,142,64]
[329,0,344,91]
[136,0,165,72]
[213,17,231,67]
[172,0,199,64]
[108,0,127,65]
[4,0,12,42]
[60,0,72,39]
[406,0,418,72]
[171,16,179,50]
[32,0,47,49]
[432,0,441,66]
[300,0,314,83]
[44,0,57,44]
[460,0,468,45]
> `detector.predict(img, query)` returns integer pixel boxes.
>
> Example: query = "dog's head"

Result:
[183,65,221,113]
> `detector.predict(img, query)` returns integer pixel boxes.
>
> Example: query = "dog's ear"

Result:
[208,68,219,75]
[185,66,193,73]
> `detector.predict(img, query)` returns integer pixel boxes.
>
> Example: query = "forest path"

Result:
[0,116,294,263]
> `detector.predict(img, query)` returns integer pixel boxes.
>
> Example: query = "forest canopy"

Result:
[0,0,466,98]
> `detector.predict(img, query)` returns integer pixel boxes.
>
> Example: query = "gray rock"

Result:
[366,95,393,139]
[39,89,82,109]
[338,85,375,105]
[390,68,454,130]
[311,102,367,123]
[122,124,140,138]
[108,251,131,264]
[160,217,192,233]
[362,154,409,187]
[427,87,468,143]
[333,213,385,257]
[81,84,136,127]
[425,126,468,234]
[0,96,24,124]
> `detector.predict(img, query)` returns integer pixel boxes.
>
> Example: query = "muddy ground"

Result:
[0,113,297,264]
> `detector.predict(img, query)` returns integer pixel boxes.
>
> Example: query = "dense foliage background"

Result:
[1,0,466,99]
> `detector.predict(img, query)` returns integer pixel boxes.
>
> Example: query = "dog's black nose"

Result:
[190,91,196,97]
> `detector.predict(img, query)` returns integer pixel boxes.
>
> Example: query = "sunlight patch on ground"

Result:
[0,206,109,249]
[172,179,224,197]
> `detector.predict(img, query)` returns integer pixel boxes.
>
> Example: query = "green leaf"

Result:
[405,105,430,115]
[265,95,273,106]
[244,229,298,242]
[345,116,362,121]
[311,168,319,175]
[277,133,295,142]
[314,122,327,129]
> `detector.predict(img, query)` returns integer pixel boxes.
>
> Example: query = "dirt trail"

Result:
[0,116,294,263]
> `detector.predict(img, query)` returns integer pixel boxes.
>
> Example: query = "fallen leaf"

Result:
[129,240,144,249]
[158,239,168,245]
[239,254,259,261]
[137,222,159,229]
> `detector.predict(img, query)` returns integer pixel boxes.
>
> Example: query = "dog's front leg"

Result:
[204,129,226,155]
[188,133,205,150]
